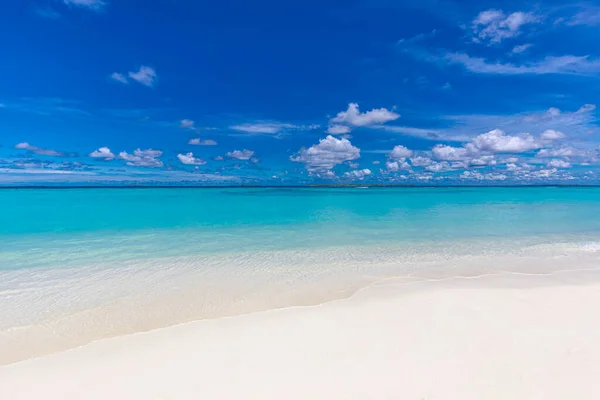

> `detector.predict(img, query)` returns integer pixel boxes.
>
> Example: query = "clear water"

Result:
[2,187,600,269]
[1,187,600,364]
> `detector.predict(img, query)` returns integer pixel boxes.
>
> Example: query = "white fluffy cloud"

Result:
[177,152,206,165]
[469,155,497,166]
[409,156,434,167]
[386,160,411,172]
[431,129,542,173]
[119,148,163,168]
[331,103,399,127]
[470,129,540,153]
[89,147,115,159]
[188,138,217,146]
[291,135,360,172]
[472,10,539,44]
[540,129,567,141]
[432,145,470,161]
[344,169,372,180]
[226,149,255,160]
[388,145,413,160]
[425,161,452,173]
[546,159,571,168]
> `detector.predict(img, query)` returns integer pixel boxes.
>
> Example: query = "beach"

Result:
[2,269,600,399]
[2,188,600,398]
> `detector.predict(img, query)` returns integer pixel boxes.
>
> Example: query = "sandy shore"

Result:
[2,269,600,399]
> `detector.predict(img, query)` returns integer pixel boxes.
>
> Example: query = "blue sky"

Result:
[1,0,600,185]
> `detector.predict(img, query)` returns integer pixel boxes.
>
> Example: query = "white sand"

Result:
[2,270,600,399]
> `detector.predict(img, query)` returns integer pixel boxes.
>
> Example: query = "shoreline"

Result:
[2,268,600,399]
[2,241,600,366]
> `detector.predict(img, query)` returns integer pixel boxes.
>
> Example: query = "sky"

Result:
[1,0,600,185]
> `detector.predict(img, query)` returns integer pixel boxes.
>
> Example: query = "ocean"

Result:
[2,187,600,364]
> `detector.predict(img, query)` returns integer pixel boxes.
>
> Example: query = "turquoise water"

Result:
[2,187,600,364]
[2,187,600,270]
[4,187,600,236]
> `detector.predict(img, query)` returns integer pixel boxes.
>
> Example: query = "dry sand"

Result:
[2,270,600,399]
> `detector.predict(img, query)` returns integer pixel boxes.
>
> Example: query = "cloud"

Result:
[386,160,411,172]
[397,29,437,46]
[442,104,597,141]
[536,146,588,158]
[470,129,540,153]
[110,66,157,87]
[410,156,434,167]
[472,10,539,44]
[344,169,372,180]
[445,53,600,75]
[540,129,567,141]
[373,125,441,139]
[110,73,128,84]
[180,119,195,129]
[388,145,414,160]
[177,152,207,165]
[432,145,471,161]
[327,125,351,135]
[188,138,217,146]
[512,43,533,54]
[567,6,600,26]
[331,103,400,127]
[547,159,571,168]
[291,135,360,172]
[469,155,497,166]
[425,161,452,173]
[226,149,255,160]
[15,142,67,157]
[230,123,290,134]
[230,122,316,135]
[89,147,115,159]
[128,66,157,87]
[63,0,107,11]
[460,171,507,181]
[431,129,541,168]
[118,148,163,167]
[522,104,595,123]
